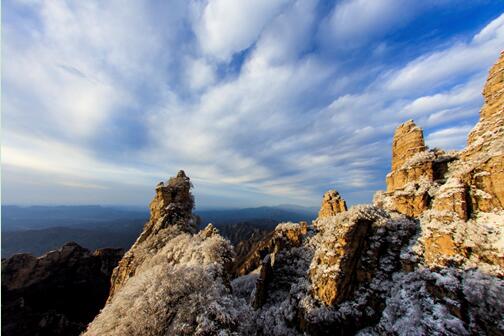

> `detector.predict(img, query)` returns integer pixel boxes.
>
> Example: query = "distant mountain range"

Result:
[1,205,317,257]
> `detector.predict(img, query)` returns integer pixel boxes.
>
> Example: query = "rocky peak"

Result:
[148,169,194,231]
[481,50,504,120]
[83,54,504,336]
[2,243,123,336]
[375,53,504,274]
[107,170,198,301]
[318,190,347,217]
[390,120,427,171]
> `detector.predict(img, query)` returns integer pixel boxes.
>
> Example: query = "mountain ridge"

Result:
[3,52,504,336]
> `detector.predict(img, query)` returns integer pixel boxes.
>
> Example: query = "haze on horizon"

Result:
[2,0,504,208]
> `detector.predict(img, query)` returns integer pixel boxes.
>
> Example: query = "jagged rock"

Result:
[382,121,437,217]
[376,53,504,275]
[85,55,504,336]
[232,221,308,277]
[310,208,374,305]
[318,190,347,217]
[460,51,504,212]
[251,255,273,309]
[107,170,198,301]
[232,221,309,309]
[388,187,430,217]
[199,223,220,238]
[431,177,468,220]
[2,243,123,336]
[391,120,427,171]
[148,170,195,230]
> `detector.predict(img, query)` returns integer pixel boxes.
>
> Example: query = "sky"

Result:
[2,0,504,209]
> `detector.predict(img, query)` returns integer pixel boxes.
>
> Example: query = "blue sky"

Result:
[2,0,504,208]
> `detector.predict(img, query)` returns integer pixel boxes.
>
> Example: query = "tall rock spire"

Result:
[318,190,347,218]
[390,120,426,171]
[107,170,198,301]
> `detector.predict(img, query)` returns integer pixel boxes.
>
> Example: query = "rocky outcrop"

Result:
[310,210,373,305]
[391,120,427,171]
[318,190,347,217]
[2,243,123,336]
[85,172,250,336]
[84,53,504,336]
[309,206,417,307]
[107,170,198,301]
[382,121,439,217]
[460,53,504,212]
[233,221,308,278]
[376,52,504,274]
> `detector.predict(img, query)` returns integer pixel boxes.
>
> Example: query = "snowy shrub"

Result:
[84,229,251,336]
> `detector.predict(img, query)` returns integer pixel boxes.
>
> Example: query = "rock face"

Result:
[383,121,437,217]
[318,190,347,217]
[84,54,504,336]
[85,172,249,336]
[461,53,504,212]
[107,170,198,301]
[376,52,504,274]
[310,209,374,305]
[391,120,427,171]
[2,243,123,336]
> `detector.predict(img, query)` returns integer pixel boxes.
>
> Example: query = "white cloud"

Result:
[186,58,216,90]
[252,0,317,64]
[2,131,160,185]
[425,125,473,150]
[319,0,422,49]
[404,78,483,117]
[385,13,504,92]
[3,1,503,207]
[193,0,291,61]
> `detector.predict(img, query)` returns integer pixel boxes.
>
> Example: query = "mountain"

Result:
[1,206,147,257]
[1,204,313,258]
[2,226,142,257]
[196,205,316,227]
[1,205,149,231]
[82,52,504,335]
[2,243,123,336]
[3,53,503,336]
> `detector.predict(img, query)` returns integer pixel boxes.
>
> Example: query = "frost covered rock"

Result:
[362,269,504,336]
[310,207,375,305]
[432,177,469,220]
[107,170,199,301]
[391,120,427,171]
[309,206,417,307]
[233,221,308,277]
[318,190,347,217]
[374,53,504,275]
[84,174,249,335]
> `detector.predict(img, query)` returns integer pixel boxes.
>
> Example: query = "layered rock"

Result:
[309,206,416,306]
[107,170,198,301]
[391,120,427,171]
[85,172,252,335]
[2,243,123,336]
[233,221,310,309]
[460,53,504,212]
[310,210,373,305]
[382,121,441,217]
[376,52,504,274]
[318,190,347,217]
[83,54,504,336]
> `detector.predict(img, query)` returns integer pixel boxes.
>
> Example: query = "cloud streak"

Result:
[3,0,504,207]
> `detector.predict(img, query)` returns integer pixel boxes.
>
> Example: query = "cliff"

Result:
[375,51,504,275]
[83,53,504,335]
[1,243,123,336]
